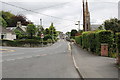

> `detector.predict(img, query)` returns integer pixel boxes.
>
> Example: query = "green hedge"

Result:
[75,30,114,56]
[75,35,82,46]
[116,33,120,56]
[1,39,52,47]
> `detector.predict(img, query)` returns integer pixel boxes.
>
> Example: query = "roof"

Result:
[0,26,16,34]
[7,26,27,32]
[91,24,101,30]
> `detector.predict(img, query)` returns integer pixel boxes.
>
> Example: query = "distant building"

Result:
[90,24,101,31]
[83,0,91,31]
[0,26,16,40]
[118,1,120,20]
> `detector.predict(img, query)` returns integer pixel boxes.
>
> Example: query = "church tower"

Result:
[83,0,91,31]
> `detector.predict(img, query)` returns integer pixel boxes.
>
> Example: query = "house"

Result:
[90,24,103,31]
[0,26,16,40]
[6,21,27,34]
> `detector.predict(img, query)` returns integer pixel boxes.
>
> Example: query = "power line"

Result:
[1,1,75,22]
[19,1,74,13]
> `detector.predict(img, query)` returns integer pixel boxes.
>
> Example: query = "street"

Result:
[1,39,80,78]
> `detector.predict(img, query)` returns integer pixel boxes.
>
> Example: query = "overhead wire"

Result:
[19,0,75,13]
[0,1,75,22]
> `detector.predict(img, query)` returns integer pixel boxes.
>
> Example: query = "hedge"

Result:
[116,33,120,55]
[75,35,82,46]
[75,30,114,56]
[0,39,53,47]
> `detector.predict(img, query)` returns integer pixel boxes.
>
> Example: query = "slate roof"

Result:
[0,26,15,34]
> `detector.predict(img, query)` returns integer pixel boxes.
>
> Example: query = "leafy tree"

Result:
[10,15,30,27]
[0,16,7,27]
[49,23,56,34]
[103,18,120,33]
[97,25,104,30]
[0,11,31,27]
[26,24,36,38]
[14,29,23,39]
[71,29,78,36]
[36,25,44,36]
[49,23,57,40]
[70,29,78,39]
[0,11,15,27]
[44,28,50,34]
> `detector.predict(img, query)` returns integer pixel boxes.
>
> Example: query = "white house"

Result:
[0,26,16,40]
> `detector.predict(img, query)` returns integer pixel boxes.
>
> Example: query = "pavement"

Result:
[71,43,118,79]
[1,39,80,78]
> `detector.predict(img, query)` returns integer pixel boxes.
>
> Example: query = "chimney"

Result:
[17,21,22,27]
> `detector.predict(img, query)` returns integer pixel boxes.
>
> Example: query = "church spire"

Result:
[86,0,89,13]
[83,0,85,31]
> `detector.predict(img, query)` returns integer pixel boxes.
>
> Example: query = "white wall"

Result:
[0,33,16,40]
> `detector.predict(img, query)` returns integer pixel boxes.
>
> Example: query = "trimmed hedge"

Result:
[75,30,114,56]
[116,33,120,55]
[1,39,53,47]
[75,35,82,46]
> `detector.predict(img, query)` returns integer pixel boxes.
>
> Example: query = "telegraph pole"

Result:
[40,19,43,47]
[78,21,80,31]
[75,21,80,32]
[40,19,42,27]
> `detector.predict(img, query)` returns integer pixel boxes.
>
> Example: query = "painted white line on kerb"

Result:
[68,43,71,51]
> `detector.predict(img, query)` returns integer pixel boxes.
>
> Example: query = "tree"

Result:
[26,24,36,38]
[97,25,104,30]
[0,16,7,27]
[49,23,57,40]
[70,29,78,39]
[10,15,30,27]
[44,28,50,34]
[14,29,23,39]
[0,11,31,27]
[71,29,78,36]
[0,11,15,27]
[36,25,44,36]
[103,18,120,33]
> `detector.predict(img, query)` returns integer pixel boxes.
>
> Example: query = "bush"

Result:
[95,30,113,55]
[1,39,50,47]
[75,35,82,46]
[75,30,114,56]
[116,33,120,55]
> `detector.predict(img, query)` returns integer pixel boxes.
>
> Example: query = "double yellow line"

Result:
[0,49,15,53]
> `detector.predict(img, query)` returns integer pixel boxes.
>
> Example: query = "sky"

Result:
[0,0,119,33]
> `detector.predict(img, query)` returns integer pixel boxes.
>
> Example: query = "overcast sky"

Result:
[1,0,119,33]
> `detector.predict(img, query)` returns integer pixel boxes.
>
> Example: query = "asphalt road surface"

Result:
[1,39,80,78]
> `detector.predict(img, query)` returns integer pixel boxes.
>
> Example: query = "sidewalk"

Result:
[71,43,118,79]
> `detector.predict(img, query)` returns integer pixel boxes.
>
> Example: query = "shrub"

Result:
[116,33,120,55]
[95,30,113,55]
[75,35,82,46]
[75,30,114,56]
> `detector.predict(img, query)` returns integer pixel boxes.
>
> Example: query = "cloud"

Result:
[1,0,119,33]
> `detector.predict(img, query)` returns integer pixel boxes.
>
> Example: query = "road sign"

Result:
[41,33,44,38]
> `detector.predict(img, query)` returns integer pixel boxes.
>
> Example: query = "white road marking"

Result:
[68,43,71,51]
[2,53,48,62]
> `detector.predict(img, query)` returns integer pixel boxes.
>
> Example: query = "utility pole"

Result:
[78,21,80,31]
[75,21,80,32]
[40,19,43,47]
[40,19,42,27]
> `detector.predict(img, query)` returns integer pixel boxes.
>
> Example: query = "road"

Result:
[1,39,80,78]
